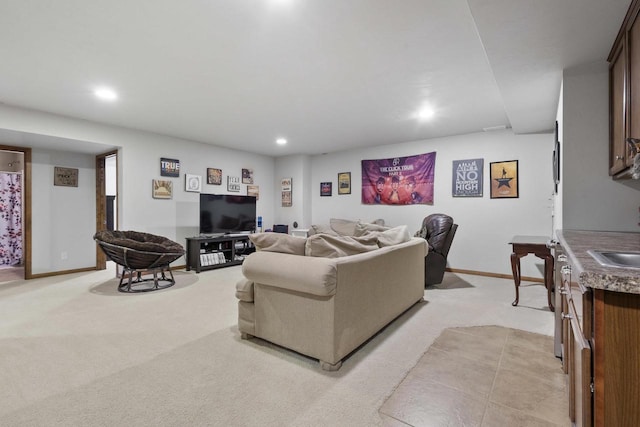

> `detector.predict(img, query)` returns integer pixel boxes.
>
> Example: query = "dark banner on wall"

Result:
[361,152,436,205]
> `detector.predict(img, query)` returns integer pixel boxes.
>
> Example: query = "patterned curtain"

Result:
[0,173,22,266]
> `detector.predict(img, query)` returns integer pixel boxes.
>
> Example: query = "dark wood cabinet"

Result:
[593,289,640,427]
[568,298,592,427]
[185,235,254,273]
[555,242,640,427]
[556,248,593,427]
[608,0,640,178]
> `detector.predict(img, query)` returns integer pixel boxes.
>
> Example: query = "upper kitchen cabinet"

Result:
[609,0,640,178]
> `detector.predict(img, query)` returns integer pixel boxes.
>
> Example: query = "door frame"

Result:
[95,150,118,270]
[0,145,31,279]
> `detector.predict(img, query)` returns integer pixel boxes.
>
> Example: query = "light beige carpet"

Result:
[0,263,556,426]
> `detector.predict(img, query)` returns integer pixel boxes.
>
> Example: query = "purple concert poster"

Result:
[361,152,436,205]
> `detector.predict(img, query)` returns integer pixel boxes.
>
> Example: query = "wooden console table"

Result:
[509,235,554,311]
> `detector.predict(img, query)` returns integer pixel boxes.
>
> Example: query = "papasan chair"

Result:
[94,230,185,293]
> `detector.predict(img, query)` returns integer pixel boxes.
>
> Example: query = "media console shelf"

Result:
[185,235,254,273]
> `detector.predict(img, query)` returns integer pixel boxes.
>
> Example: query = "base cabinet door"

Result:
[568,300,592,427]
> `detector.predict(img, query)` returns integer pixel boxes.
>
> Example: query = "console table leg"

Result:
[544,255,555,311]
[511,252,521,306]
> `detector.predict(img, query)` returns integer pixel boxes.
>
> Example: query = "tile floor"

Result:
[380,325,570,426]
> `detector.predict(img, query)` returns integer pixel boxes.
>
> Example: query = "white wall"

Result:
[553,81,564,238]
[31,149,95,274]
[274,154,312,231]
[562,63,640,232]
[0,104,276,274]
[311,129,556,277]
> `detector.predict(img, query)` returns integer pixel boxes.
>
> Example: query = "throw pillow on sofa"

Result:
[305,234,379,258]
[308,223,339,236]
[329,218,359,236]
[376,225,412,247]
[353,221,390,236]
[249,232,306,255]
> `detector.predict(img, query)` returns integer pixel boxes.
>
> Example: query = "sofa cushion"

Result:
[305,234,379,258]
[249,232,306,255]
[353,221,390,236]
[308,223,339,236]
[329,218,359,236]
[235,278,254,302]
[376,225,412,247]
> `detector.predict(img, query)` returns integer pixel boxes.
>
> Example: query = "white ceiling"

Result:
[0,0,631,156]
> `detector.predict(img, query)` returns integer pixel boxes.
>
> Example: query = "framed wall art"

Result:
[247,185,259,200]
[228,176,241,192]
[242,168,254,184]
[207,168,222,185]
[281,178,292,206]
[553,121,560,194]
[53,167,78,187]
[185,174,202,192]
[452,158,483,197]
[320,182,332,196]
[337,172,351,195]
[160,158,180,177]
[490,160,519,199]
[152,179,173,199]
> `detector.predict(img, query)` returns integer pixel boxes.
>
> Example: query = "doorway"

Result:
[95,150,118,270]
[0,146,31,280]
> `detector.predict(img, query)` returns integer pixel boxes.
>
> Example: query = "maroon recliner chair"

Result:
[416,214,458,285]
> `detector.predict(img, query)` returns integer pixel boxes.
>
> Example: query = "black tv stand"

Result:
[185,235,255,273]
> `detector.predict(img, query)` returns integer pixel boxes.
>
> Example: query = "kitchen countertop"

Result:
[557,230,640,294]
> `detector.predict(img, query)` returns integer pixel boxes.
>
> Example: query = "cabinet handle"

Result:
[557,254,567,262]
[616,155,624,160]
[561,312,573,320]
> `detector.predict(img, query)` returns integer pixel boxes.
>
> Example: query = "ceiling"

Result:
[0,0,631,157]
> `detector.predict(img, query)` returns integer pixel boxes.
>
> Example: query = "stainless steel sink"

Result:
[588,250,640,269]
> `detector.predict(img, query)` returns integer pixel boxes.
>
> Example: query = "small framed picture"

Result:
[228,176,241,192]
[282,191,292,207]
[185,174,202,193]
[207,168,222,185]
[54,167,79,187]
[338,172,351,195]
[152,179,173,199]
[490,160,519,199]
[247,185,259,200]
[160,158,180,177]
[281,178,292,192]
[320,182,332,196]
[242,168,254,184]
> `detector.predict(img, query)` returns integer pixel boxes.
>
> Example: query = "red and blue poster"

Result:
[361,152,436,205]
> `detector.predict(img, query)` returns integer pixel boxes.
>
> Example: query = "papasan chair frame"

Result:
[94,230,185,293]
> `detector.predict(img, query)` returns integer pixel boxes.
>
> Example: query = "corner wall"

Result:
[31,149,96,274]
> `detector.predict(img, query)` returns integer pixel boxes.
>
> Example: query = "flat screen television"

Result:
[199,194,256,235]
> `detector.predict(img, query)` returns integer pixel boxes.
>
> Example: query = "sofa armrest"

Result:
[242,251,337,297]
[235,278,254,302]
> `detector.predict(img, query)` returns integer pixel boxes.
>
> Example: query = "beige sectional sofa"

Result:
[236,222,427,370]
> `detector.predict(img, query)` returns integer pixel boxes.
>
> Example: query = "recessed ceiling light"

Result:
[416,106,435,121]
[94,87,118,101]
[276,138,287,145]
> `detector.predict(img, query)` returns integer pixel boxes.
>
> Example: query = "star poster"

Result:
[490,160,519,198]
